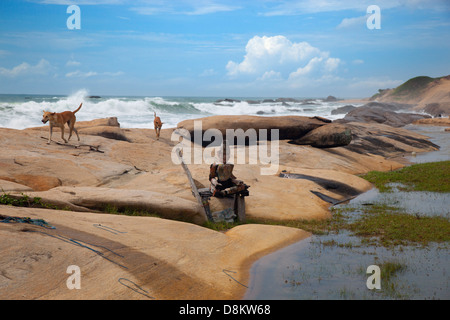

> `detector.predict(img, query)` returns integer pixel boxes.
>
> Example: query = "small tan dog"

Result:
[154,111,163,140]
[42,103,82,144]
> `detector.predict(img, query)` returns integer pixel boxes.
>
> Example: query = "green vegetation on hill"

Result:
[391,76,437,98]
[371,75,444,100]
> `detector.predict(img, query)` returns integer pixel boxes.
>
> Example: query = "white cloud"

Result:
[289,57,323,78]
[66,60,81,67]
[186,2,240,15]
[336,15,368,29]
[65,70,124,78]
[257,70,282,81]
[130,0,240,16]
[226,35,341,84]
[324,57,340,72]
[0,59,53,77]
[261,0,449,16]
[200,68,217,77]
[104,71,124,76]
[31,0,124,4]
[65,70,98,78]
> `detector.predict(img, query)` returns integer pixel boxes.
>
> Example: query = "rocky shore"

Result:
[0,102,447,299]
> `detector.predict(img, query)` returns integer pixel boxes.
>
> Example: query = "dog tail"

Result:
[73,103,83,114]
[154,111,156,118]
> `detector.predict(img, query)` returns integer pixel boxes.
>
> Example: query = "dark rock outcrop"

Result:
[334,122,440,157]
[336,102,430,127]
[423,102,450,117]
[176,115,331,146]
[289,123,352,148]
[331,105,356,115]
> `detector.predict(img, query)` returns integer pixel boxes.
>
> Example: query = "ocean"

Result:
[0,89,362,130]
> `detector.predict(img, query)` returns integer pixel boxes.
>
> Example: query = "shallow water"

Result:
[244,190,450,300]
[244,125,450,300]
[244,232,449,300]
[351,185,450,218]
[404,125,450,164]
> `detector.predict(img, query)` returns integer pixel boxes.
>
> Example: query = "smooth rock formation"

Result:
[0,205,309,299]
[176,115,330,145]
[336,103,431,127]
[290,123,352,148]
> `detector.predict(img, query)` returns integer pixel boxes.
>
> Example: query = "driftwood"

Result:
[40,137,104,153]
[176,149,212,222]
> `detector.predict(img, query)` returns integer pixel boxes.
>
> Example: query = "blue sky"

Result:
[0,0,449,98]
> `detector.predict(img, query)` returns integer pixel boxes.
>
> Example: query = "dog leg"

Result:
[68,121,73,141]
[68,118,79,142]
[73,127,80,141]
[69,121,80,142]
[60,126,68,143]
[47,125,53,144]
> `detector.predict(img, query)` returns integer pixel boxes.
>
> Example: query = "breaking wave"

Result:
[0,89,353,129]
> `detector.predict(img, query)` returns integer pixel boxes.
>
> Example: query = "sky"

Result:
[0,0,449,98]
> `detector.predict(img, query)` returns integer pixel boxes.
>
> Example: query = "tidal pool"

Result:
[244,125,449,300]
[244,193,449,300]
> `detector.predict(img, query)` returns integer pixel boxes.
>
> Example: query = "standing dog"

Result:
[41,103,82,144]
[154,111,163,140]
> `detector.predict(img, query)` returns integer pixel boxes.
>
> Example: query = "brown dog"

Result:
[154,111,163,140]
[42,103,82,144]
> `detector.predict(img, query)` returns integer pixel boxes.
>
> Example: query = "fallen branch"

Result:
[40,137,104,153]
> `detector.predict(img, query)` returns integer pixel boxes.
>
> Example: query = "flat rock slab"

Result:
[0,206,309,299]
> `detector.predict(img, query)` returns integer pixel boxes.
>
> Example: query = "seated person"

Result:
[209,142,248,197]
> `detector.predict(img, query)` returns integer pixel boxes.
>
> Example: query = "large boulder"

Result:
[289,123,352,148]
[422,102,450,117]
[177,115,330,146]
[341,122,439,157]
[78,126,129,141]
[324,95,338,102]
[337,102,431,127]
[26,117,129,142]
[331,105,356,115]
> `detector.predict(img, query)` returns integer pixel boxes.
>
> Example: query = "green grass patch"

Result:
[103,204,160,218]
[210,204,450,248]
[368,260,409,299]
[0,193,60,210]
[345,208,450,247]
[361,161,450,193]
[203,212,351,235]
